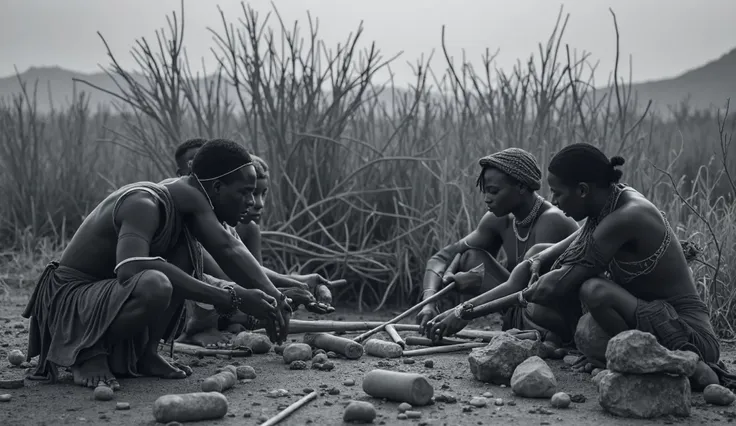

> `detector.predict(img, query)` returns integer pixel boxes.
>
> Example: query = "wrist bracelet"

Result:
[517,290,529,308]
[454,302,473,319]
[217,284,241,319]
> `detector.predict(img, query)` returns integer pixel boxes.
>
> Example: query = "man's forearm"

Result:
[214,245,282,298]
[263,267,303,288]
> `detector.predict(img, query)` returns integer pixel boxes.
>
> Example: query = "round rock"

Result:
[0,394,11,402]
[283,343,313,364]
[236,365,256,380]
[232,332,272,354]
[343,379,355,386]
[115,402,130,410]
[704,384,736,406]
[550,392,571,408]
[469,396,487,407]
[94,386,114,401]
[343,401,376,423]
[398,402,412,413]
[7,350,24,366]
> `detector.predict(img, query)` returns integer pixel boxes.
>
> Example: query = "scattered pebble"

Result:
[398,402,412,413]
[328,387,340,395]
[403,359,415,365]
[273,345,285,355]
[563,355,579,366]
[267,389,289,398]
[327,351,338,359]
[236,365,256,379]
[583,363,594,373]
[550,392,571,408]
[115,402,130,410]
[397,413,408,419]
[312,353,328,364]
[704,384,736,406]
[6,350,24,366]
[303,388,315,394]
[494,398,504,406]
[570,394,586,403]
[93,385,114,401]
[482,392,493,398]
[243,411,251,418]
[500,384,506,388]
[165,422,182,426]
[290,360,308,370]
[0,394,11,402]
[257,414,269,423]
[343,379,355,386]
[591,368,602,376]
[424,360,434,368]
[343,401,376,423]
[469,397,488,407]
[435,394,457,403]
[507,401,517,406]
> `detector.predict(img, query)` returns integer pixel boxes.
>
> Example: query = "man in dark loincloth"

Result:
[417,148,579,345]
[23,139,292,390]
[467,142,733,390]
[172,141,336,348]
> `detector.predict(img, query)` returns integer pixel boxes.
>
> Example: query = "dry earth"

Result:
[1,292,736,426]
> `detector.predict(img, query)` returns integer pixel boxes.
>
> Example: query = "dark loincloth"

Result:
[635,293,736,389]
[22,181,200,382]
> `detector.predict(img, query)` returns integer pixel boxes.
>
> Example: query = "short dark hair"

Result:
[174,138,207,163]
[548,143,625,187]
[250,154,270,180]
[191,139,253,183]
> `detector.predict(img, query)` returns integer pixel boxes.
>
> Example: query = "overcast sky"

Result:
[2,0,734,85]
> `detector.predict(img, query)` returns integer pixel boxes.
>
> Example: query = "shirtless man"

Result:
[416,148,579,345]
[22,139,292,390]
[438,143,731,389]
[172,141,334,348]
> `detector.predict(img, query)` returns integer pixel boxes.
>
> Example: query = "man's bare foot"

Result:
[227,323,247,334]
[690,360,719,391]
[138,352,187,379]
[176,328,229,349]
[71,354,120,390]
[572,355,605,372]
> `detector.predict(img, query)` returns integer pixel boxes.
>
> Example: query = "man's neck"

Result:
[511,192,539,224]
[587,185,614,220]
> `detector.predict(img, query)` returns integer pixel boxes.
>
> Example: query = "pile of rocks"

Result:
[596,329,697,419]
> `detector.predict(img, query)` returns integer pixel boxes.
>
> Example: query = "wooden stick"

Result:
[252,320,502,341]
[158,342,252,358]
[261,390,318,426]
[462,291,523,320]
[404,336,471,347]
[352,253,463,343]
[303,333,364,359]
[384,324,406,349]
[328,279,348,288]
[402,342,487,357]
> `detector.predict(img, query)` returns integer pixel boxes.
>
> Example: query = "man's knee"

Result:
[133,270,173,307]
[579,278,612,309]
[524,243,553,260]
[459,248,490,271]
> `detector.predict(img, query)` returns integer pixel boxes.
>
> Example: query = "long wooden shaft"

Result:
[402,342,486,357]
[261,390,318,426]
[352,253,463,343]
[384,324,406,349]
[462,291,522,320]
[404,336,470,347]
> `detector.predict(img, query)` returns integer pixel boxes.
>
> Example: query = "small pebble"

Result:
[424,360,434,368]
[312,353,328,364]
[327,351,338,358]
[583,363,594,373]
[7,350,24,366]
[563,355,579,366]
[328,387,340,395]
[290,360,308,370]
[500,384,506,388]
[343,379,355,386]
[550,392,571,408]
[319,361,335,371]
[257,415,269,423]
[273,345,285,355]
[405,410,421,419]
[267,389,289,398]
[397,413,408,419]
[482,392,493,398]
[507,401,516,406]
[704,384,736,406]
[243,411,251,418]
[494,398,504,406]
[93,386,114,401]
[0,394,11,402]
[591,368,602,376]
[166,422,182,426]
[403,359,415,365]
[398,402,412,412]
[469,397,487,407]
[343,401,376,423]
[303,388,315,394]
[115,402,130,410]
[237,365,257,379]
[570,394,586,403]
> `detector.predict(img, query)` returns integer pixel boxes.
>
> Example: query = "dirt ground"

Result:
[2,293,736,426]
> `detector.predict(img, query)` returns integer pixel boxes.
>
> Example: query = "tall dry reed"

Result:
[1,3,734,336]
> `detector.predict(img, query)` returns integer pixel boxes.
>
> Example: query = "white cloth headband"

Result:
[196,162,254,182]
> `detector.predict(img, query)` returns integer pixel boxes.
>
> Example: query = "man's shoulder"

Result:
[159,178,210,214]
[477,210,508,232]
[537,205,578,232]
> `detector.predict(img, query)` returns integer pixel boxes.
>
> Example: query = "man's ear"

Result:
[576,182,590,198]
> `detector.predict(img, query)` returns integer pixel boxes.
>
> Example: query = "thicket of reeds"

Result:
[1,3,735,336]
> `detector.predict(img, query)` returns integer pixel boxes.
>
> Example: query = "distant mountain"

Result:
[1,47,734,116]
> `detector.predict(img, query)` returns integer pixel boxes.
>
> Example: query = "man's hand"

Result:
[415,303,438,332]
[444,264,484,293]
[294,273,335,313]
[281,285,334,314]
[424,308,469,342]
[234,287,277,319]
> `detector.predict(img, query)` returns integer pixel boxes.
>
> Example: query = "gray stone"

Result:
[550,392,571,408]
[510,356,557,398]
[468,332,541,385]
[598,370,690,418]
[703,384,736,406]
[574,313,611,366]
[343,401,376,423]
[282,343,313,364]
[232,332,272,354]
[605,330,698,376]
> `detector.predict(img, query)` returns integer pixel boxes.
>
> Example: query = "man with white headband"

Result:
[22,139,291,391]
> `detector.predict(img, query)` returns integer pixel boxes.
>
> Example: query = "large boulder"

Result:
[510,356,557,398]
[598,370,691,418]
[468,332,541,385]
[605,330,698,376]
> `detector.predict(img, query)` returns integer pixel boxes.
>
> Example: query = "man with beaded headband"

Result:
[416,147,578,348]
[22,139,292,391]
[171,140,337,348]
[438,143,736,390]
